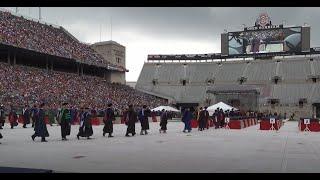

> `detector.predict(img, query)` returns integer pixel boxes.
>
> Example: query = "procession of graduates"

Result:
[0,101,246,144]
[0,101,173,143]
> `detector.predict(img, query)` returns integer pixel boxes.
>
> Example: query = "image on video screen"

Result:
[228,27,301,55]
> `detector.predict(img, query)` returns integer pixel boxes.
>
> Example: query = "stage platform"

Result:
[1,121,320,173]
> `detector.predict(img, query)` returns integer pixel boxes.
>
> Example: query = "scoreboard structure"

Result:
[221,13,310,56]
[147,13,316,62]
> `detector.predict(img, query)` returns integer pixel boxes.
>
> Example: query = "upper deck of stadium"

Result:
[0,9,126,72]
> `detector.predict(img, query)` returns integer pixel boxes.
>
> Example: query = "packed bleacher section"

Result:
[0,62,167,111]
[0,10,125,71]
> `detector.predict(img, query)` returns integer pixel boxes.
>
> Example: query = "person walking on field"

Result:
[159,109,168,133]
[30,105,38,128]
[31,103,49,142]
[57,102,71,141]
[125,105,138,137]
[138,105,151,135]
[103,103,116,138]
[182,108,192,133]
[197,107,203,131]
[0,105,5,129]
[0,131,2,144]
[22,105,31,128]
[77,107,93,140]
[198,106,209,131]
[9,107,18,129]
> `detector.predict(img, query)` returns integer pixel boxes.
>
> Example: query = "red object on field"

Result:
[18,115,24,124]
[299,119,320,132]
[91,117,100,126]
[191,119,198,128]
[209,119,214,127]
[152,115,157,122]
[260,119,282,130]
[228,120,241,129]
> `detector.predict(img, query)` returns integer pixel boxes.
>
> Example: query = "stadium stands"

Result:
[245,60,276,83]
[0,10,124,71]
[187,63,219,83]
[278,58,311,82]
[214,62,247,82]
[0,62,167,111]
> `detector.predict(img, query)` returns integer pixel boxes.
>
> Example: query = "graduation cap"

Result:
[107,103,113,107]
[62,102,68,106]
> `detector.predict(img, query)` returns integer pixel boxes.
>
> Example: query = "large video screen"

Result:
[228,27,302,55]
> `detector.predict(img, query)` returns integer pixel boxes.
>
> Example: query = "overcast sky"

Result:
[2,7,320,81]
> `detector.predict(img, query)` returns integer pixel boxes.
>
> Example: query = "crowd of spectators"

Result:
[0,10,125,71]
[0,62,167,113]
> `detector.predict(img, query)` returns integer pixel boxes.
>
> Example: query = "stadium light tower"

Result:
[38,7,42,21]
[15,7,18,14]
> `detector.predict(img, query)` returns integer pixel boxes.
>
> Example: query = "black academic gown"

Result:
[0,109,5,127]
[126,109,138,135]
[77,112,93,137]
[199,110,209,129]
[139,109,150,131]
[23,108,31,125]
[33,109,49,138]
[59,108,71,138]
[103,108,115,134]
[160,112,168,131]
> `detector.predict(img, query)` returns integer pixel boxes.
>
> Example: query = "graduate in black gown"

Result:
[0,124,3,144]
[198,107,209,131]
[0,131,2,144]
[57,102,71,141]
[125,105,138,137]
[31,103,49,142]
[77,107,93,140]
[30,105,38,128]
[138,105,151,135]
[0,105,5,129]
[22,105,31,128]
[159,109,168,133]
[103,103,115,137]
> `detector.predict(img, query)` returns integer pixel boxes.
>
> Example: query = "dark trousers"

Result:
[60,122,70,138]
[103,121,113,134]
[32,118,36,127]
[126,123,136,135]
[184,121,192,131]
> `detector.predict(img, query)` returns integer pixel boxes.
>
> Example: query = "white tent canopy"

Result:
[151,106,180,112]
[207,102,238,115]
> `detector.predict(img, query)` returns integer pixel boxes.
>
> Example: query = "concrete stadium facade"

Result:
[136,55,320,119]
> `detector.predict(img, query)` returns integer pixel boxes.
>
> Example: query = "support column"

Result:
[81,64,84,76]
[51,60,53,71]
[77,63,80,75]
[46,56,49,71]
[13,52,16,66]
[7,51,10,64]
